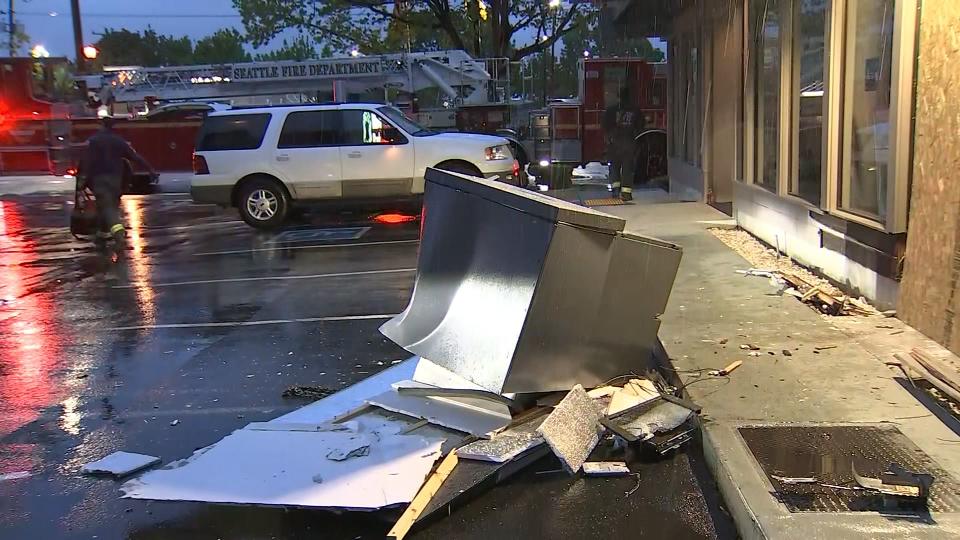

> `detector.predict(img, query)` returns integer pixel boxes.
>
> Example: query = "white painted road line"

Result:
[113,267,416,289]
[109,313,399,331]
[193,238,420,257]
[143,220,245,232]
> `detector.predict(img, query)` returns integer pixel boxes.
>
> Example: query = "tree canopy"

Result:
[194,28,252,64]
[233,0,588,61]
[93,27,327,67]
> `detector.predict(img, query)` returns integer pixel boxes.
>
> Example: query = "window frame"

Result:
[787,0,832,207]
[741,0,918,233]
[195,113,271,152]
[276,109,342,150]
[828,0,916,232]
[338,108,410,147]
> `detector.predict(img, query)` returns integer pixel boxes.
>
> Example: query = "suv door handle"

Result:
[347,151,362,159]
[276,154,290,162]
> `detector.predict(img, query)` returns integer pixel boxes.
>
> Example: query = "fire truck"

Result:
[522,58,668,189]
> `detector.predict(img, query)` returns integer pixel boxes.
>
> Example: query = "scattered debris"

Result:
[326,444,371,461]
[619,402,694,440]
[771,475,817,484]
[895,351,960,404]
[457,415,546,463]
[82,452,160,478]
[748,351,761,357]
[0,471,33,482]
[282,385,335,400]
[582,462,631,477]
[536,385,603,475]
[625,473,643,496]
[814,345,837,351]
[709,360,742,377]
[718,338,729,345]
[852,462,930,499]
[607,382,658,416]
[169,419,180,427]
[782,350,792,357]
[739,344,760,351]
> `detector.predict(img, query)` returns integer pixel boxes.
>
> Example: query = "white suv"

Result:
[190,103,520,228]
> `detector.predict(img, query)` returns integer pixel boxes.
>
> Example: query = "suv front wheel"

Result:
[237,178,290,229]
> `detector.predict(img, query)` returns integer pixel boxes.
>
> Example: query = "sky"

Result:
[9,0,248,57]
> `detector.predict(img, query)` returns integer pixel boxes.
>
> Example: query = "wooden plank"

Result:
[387,450,460,540]
[895,353,960,404]
[911,349,960,395]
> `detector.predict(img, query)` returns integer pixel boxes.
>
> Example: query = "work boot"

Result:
[111,225,127,257]
[620,190,633,202]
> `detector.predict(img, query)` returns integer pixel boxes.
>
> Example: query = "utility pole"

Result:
[71,0,84,72]
[7,0,14,57]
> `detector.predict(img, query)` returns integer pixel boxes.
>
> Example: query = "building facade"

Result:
[612,1,960,354]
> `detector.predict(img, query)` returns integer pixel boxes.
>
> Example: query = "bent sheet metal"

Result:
[380,168,682,394]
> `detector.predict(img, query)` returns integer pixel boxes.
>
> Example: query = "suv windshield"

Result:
[378,106,436,136]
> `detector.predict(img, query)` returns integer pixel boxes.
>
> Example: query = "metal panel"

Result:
[380,168,682,394]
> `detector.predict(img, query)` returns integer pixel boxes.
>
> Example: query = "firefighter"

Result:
[81,114,156,253]
[603,86,643,201]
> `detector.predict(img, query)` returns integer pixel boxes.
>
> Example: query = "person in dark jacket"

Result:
[81,115,156,252]
[602,86,644,201]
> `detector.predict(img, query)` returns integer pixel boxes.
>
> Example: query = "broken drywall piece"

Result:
[366,385,511,438]
[457,432,542,463]
[582,462,631,477]
[82,451,161,478]
[619,402,693,438]
[536,385,603,475]
[456,414,547,463]
[122,429,443,510]
[327,445,371,461]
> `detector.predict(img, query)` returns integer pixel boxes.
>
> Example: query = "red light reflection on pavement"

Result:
[0,201,64,438]
[373,212,418,225]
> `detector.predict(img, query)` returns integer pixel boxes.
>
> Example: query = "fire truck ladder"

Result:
[100,50,498,105]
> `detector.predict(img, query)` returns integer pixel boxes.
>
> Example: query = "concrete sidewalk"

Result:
[607,202,960,539]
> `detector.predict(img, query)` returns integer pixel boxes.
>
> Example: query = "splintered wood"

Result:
[711,228,881,317]
[387,450,460,540]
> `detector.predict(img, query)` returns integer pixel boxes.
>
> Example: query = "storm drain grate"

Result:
[582,198,626,207]
[739,425,960,512]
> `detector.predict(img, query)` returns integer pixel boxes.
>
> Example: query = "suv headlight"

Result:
[484,145,510,161]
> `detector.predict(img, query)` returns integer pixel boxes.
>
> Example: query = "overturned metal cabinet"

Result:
[380,168,682,394]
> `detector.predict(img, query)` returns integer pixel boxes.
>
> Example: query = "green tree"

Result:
[194,28,251,64]
[253,35,328,61]
[96,27,194,67]
[233,0,588,61]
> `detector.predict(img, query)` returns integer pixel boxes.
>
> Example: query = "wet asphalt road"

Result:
[0,182,734,539]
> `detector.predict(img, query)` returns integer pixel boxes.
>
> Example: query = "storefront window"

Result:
[752,0,782,192]
[792,0,829,205]
[840,0,895,222]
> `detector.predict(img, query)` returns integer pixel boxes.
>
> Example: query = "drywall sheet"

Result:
[121,428,442,510]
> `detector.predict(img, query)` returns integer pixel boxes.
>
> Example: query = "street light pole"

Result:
[71,0,84,72]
